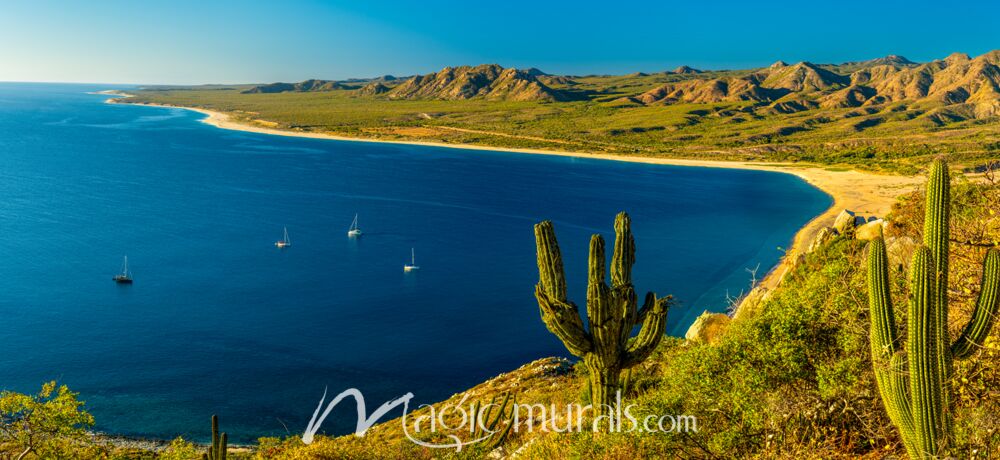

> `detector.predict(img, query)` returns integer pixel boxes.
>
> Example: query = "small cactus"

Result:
[867,159,1000,458]
[534,212,670,420]
[203,414,227,460]
[471,392,515,449]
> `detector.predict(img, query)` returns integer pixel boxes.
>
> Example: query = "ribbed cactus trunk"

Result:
[924,160,951,438]
[908,248,941,456]
[587,360,621,416]
[867,159,1000,458]
[534,212,670,421]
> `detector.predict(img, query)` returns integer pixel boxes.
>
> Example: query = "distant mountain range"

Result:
[238,51,1000,119]
[629,51,1000,118]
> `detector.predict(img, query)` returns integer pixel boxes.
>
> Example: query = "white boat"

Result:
[275,227,291,248]
[347,214,362,237]
[404,247,420,272]
[113,256,133,283]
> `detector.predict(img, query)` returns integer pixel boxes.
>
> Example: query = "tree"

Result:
[0,381,94,460]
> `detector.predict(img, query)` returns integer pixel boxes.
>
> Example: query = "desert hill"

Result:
[385,64,563,101]
[633,51,1000,118]
[240,64,563,101]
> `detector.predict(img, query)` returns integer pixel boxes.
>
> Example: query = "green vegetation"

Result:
[0,382,94,459]
[533,212,669,419]
[867,160,1000,457]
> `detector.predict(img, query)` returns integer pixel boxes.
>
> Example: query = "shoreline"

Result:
[106,96,921,291]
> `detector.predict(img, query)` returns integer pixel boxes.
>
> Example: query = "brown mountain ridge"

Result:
[236,51,1000,117]
[633,50,1000,118]
[385,64,563,101]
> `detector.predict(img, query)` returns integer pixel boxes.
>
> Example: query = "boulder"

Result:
[734,286,771,320]
[685,311,732,344]
[856,219,887,241]
[833,210,857,234]
[887,236,918,271]
[808,227,838,253]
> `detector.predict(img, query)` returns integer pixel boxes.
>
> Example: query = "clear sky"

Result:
[2,0,999,85]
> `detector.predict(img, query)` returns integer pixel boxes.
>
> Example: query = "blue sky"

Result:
[2,0,999,85]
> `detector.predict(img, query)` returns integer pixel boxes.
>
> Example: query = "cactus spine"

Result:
[203,414,227,460]
[867,159,1000,458]
[534,212,670,420]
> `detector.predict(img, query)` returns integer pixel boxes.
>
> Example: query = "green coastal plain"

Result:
[126,52,1000,173]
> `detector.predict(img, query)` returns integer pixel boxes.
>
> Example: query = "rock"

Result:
[855,219,887,241]
[887,236,918,271]
[685,311,732,344]
[734,286,771,320]
[808,227,838,253]
[833,210,857,234]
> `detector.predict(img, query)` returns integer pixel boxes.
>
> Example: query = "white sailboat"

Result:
[275,227,291,248]
[113,256,133,283]
[404,247,420,272]
[347,214,362,237]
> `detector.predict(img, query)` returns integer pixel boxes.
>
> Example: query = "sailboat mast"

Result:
[411,248,415,265]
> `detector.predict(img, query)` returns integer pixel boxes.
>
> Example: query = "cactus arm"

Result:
[611,212,635,288]
[536,286,592,356]
[614,285,638,345]
[868,238,920,456]
[868,238,899,355]
[634,292,655,325]
[887,353,919,458]
[908,247,942,457]
[952,249,1000,359]
[534,221,592,357]
[622,296,669,368]
[587,234,619,366]
[924,159,950,304]
[534,221,568,301]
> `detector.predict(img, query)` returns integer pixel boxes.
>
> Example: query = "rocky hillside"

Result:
[632,50,1000,118]
[385,64,563,101]
[240,64,563,102]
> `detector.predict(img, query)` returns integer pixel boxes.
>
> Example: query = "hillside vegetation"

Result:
[122,51,1000,173]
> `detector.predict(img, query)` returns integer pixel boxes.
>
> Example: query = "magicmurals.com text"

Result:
[302,388,697,451]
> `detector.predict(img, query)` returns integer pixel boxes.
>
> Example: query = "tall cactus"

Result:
[534,212,670,419]
[867,159,1000,458]
[203,414,228,460]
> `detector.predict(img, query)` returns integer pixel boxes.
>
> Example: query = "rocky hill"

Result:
[385,64,563,101]
[240,64,563,101]
[632,51,1000,118]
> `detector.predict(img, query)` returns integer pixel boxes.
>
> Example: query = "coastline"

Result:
[106,96,922,290]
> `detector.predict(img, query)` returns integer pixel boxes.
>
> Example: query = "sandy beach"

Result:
[107,97,923,289]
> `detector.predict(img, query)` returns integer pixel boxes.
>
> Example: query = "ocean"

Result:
[0,83,830,441]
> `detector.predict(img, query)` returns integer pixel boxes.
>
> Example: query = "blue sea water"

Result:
[0,83,830,441]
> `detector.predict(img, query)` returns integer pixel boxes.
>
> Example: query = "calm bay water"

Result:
[0,83,830,441]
